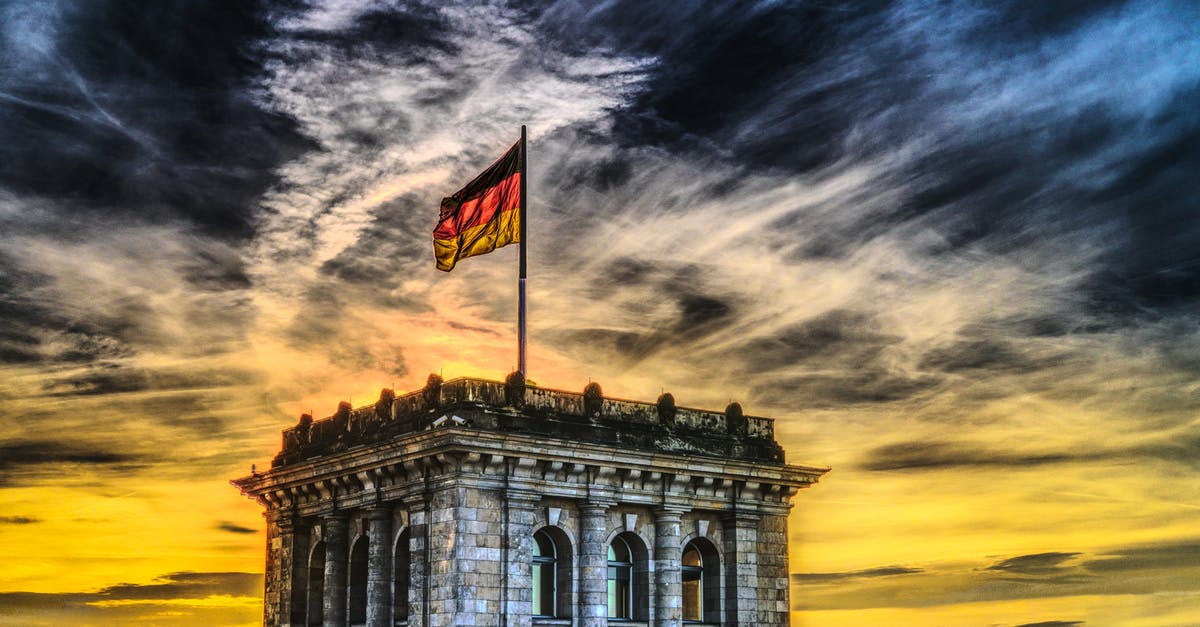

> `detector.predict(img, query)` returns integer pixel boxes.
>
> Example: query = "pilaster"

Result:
[722,509,761,627]
[323,513,349,627]
[403,493,429,627]
[503,488,540,627]
[578,500,612,627]
[366,507,393,627]
[653,506,688,627]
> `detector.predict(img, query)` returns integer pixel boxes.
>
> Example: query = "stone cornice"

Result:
[233,427,828,518]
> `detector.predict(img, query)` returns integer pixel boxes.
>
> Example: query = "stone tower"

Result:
[232,374,827,627]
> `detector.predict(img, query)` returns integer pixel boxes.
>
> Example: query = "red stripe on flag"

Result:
[432,172,521,240]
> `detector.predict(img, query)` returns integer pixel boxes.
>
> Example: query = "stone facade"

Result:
[233,375,827,627]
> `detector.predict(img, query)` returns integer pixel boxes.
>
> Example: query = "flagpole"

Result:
[518,125,528,378]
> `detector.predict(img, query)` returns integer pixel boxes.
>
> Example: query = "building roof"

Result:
[269,374,796,469]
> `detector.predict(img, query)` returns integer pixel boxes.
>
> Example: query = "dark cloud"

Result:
[95,571,262,601]
[861,441,1079,472]
[752,370,940,410]
[216,521,258,535]
[0,571,262,618]
[862,435,1200,472]
[1082,539,1200,573]
[918,339,1065,375]
[539,0,1200,321]
[0,439,148,487]
[40,365,261,398]
[792,566,923,584]
[291,3,457,59]
[740,310,902,374]
[0,516,41,525]
[988,552,1081,576]
[0,0,315,240]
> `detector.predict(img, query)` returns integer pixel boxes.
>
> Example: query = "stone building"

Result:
[232,373,827,627]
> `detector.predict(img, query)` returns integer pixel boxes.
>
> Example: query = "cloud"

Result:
[216,522,258,535]
[93,571,262,601]
[861,441,1081,472]
[1014,622,1085,627]
[792,566,923,584]
[860,435,1200,473]
[0,516,41,525]
[0,572,262,624]
[987,552,1082,576]
[1082,539,1200,573]
[0,0,314,240]
[0,439,147,487]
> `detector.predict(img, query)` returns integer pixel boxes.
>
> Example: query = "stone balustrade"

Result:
[273,375,781,468]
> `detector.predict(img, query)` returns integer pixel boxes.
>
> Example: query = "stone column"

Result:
[277,514,310,627]
[404,495,429,627]
[653,507,686,627]
[365,508,393,627]
[722,510,760,627]
[503,490,539,627]
[578,501,611,627]
[323,514,349,627]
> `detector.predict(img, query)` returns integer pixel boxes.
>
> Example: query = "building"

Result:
[232,373,828,627]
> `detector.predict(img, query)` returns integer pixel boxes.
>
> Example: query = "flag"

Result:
[433,139,522,271]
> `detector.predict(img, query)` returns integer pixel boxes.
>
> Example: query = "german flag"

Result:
[433,140,522,272]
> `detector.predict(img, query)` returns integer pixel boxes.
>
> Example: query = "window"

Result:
[681,538,720,623]
[306,542,325,627]
[393,528,410,625]
[607,536,634,619]
[532,529,557,617]
[348,536,368,624]
[532,527,573,620]
[681,544,702,622]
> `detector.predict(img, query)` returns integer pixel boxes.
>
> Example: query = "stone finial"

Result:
[297,413,313,431]
[725,402,747,436]
[375,388,394,417]
[583,381,603,417]
[424,373,443,406]
[334,401,352,432]
[504,370,526,408]
[656,392,676,426]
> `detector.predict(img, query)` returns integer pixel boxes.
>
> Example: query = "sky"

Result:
[0,0,1198,625]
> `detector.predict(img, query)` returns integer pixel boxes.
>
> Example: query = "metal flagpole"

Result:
[518,125,528,378]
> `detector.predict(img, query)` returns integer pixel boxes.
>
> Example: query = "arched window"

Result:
[306,541,325,627]
[532,527,573,618]
[682,538,720,623]
[393,528,410,625]
[348,536,368,624]
[533,529,557,617]
[681,543,703,622]
[607,536,633,619]
[607,532,648,620]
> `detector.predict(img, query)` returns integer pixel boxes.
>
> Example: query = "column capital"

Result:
[579,498,616,514]
[269,508,301,529]
[400,490,428,509]
[505,488,540,509]
[722,509,761,526]
[323,512,349,529]
[653,505,691,519]
[367,506,392,521]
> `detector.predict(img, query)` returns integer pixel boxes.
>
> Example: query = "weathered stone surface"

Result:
[233,376,828,627]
